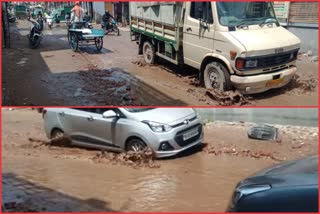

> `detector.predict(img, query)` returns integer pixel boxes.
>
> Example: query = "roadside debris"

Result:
[205,89,252,106]
[285,74,318,94]
[203,144,285,162]
[92,148,160,169]
[296,78,317,92]
[247,124,280,142]
[291,142,306,149]
[132,59,147,67]
[3,199,45,212]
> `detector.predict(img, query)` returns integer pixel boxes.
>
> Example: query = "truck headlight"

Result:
[142,121,172,132]
[245,59,258,68]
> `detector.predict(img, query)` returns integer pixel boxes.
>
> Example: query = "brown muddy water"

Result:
[2,109,318,212]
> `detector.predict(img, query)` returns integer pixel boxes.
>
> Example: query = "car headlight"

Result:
[142,120,172,132]
[245,59,258,68]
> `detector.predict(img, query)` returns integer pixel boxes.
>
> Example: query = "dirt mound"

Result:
[203,143,284,162]
[92,148,160,169]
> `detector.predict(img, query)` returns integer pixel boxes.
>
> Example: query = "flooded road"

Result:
[2,20,318,106]
[2,109,318,212]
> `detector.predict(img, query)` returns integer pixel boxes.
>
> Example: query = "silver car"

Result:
[43,108,203,158]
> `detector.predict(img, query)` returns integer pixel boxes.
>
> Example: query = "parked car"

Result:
[42,108,203,158]
[227,155,318,212]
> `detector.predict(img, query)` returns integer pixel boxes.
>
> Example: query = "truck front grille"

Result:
[256,49,299,69]
[257,50,298,68]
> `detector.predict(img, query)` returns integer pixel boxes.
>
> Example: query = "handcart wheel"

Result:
[70,33,78,52]
[95,37,103,51]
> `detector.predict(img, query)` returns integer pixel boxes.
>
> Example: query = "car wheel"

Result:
[126,138,147,152]
[143,41,156,64]
[203,61,232,91]
[51,129,64,140]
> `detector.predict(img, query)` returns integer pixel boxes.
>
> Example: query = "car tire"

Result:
[126,138,147,152]
[51,129,64,140]
[142,41,156,64]
[203,61,232,91]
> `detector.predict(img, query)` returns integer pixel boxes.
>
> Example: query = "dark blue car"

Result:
[227,155,318,212]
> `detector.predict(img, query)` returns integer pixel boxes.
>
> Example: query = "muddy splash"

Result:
[28,137,160,169]
[92,148,160,169]
[28,136,73,148]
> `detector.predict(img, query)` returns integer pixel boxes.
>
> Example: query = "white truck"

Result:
[129,2,301,94]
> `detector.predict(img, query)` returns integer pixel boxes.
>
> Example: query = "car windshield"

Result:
[124,108,154,113]
[217,2,277,27]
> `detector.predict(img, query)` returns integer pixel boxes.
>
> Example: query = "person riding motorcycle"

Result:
[83,11,91,23]
[102,10,114,31]
[28,12,43,33]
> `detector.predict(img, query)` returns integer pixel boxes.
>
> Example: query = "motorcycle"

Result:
[8,13,16,23]
[101,18,119,36]
[83,21,93,29]
[27,17,44,49]
[47,16,53,29]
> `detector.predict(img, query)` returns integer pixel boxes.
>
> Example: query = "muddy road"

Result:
[2,20,318,106]
[2,109,318,212]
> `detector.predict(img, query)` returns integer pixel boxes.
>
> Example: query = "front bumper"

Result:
[230,66,297,94]
[145,119,203,158]
[155,136,203,158]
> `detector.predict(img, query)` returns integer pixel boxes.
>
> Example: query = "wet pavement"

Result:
[2,109,318,212]
[2,20,318,106]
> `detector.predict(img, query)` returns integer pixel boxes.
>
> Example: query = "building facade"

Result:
[274,1,318,54]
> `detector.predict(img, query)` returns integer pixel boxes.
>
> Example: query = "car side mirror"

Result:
[102,110,117,118]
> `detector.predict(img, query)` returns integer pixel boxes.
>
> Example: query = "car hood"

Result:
[239,156,318,188]
[125,108,196,125]
[230,26,301,56]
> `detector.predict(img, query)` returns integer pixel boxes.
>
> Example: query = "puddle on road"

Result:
[3,152,273,212]
[42,67,183,106]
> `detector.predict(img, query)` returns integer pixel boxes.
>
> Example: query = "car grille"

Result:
[172,115,197,128]
[174,124,202,147]
[257,50,298,68]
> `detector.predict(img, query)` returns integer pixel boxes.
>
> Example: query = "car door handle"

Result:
[87,116,94,121]
[59,112,65,116]
[186,27,192,32]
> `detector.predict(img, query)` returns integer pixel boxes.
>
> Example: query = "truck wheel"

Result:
[203,62,232,91]
[143,41,156,64]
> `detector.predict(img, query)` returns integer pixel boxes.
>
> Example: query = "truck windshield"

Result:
[217,2,277,27]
